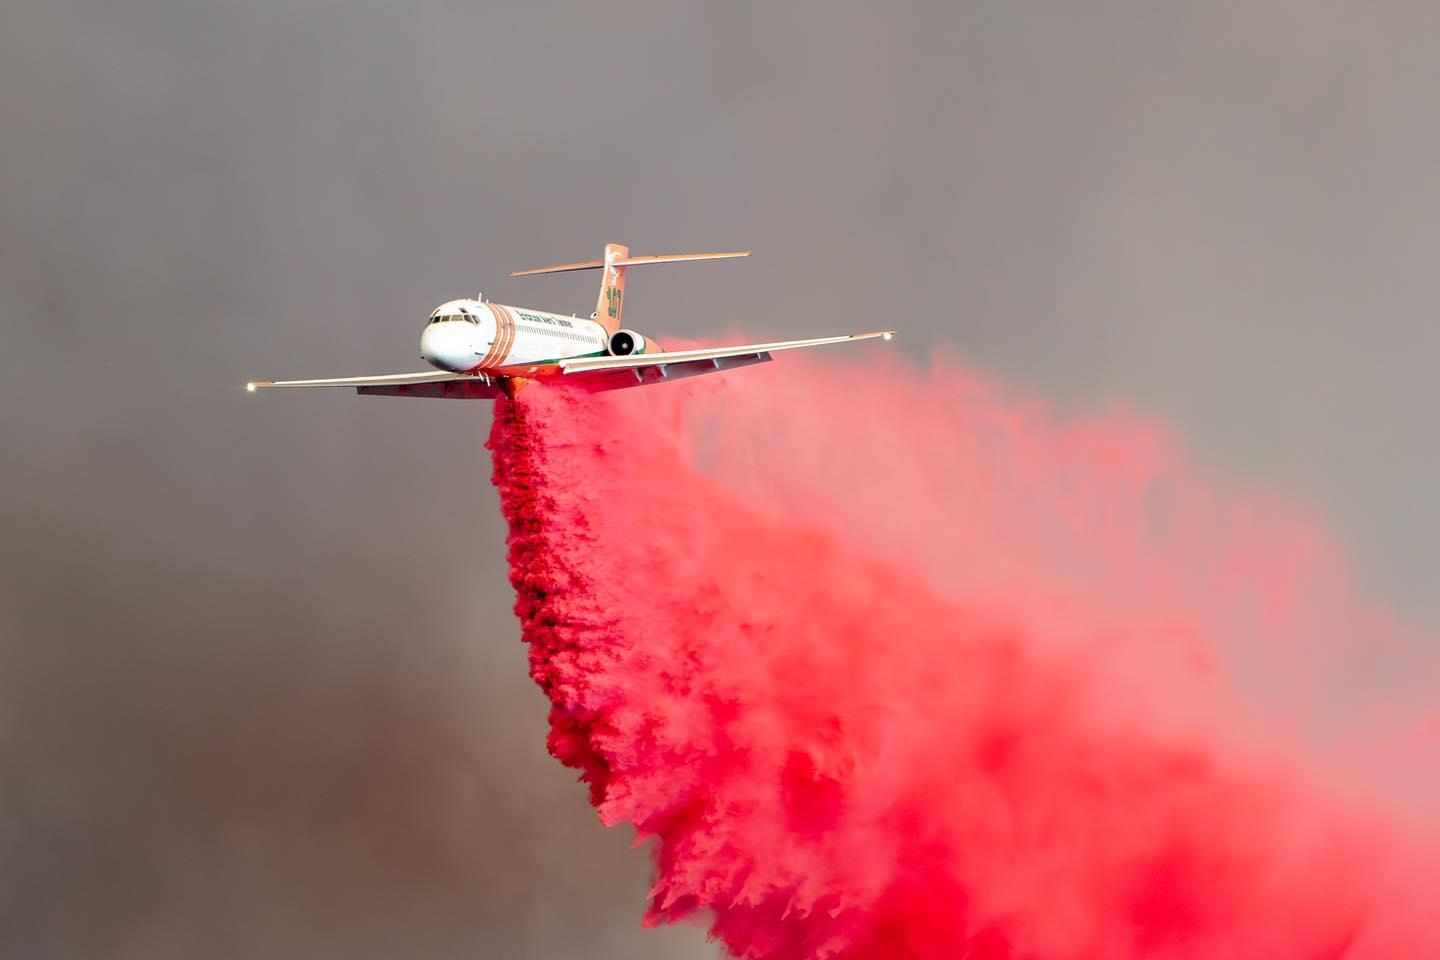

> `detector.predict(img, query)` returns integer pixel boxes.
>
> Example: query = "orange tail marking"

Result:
[595,242,629,335]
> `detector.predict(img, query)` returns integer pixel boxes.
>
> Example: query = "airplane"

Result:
[245,243,895,400]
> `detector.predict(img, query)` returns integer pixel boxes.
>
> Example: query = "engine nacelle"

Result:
[608,329,654,356]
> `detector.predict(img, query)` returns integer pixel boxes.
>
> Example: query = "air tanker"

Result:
[246,243,894,399]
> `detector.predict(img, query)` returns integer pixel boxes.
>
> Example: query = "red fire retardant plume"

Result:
[487,353,1440,960]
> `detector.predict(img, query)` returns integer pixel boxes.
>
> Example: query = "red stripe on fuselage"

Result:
[492,304,516,367]
[475,304,509,371]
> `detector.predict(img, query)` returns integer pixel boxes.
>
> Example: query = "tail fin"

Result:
[596,242,630,333]
[511,243,751,336]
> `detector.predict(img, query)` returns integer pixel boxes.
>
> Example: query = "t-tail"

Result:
[511,243,751,335]
[596,242,629,332]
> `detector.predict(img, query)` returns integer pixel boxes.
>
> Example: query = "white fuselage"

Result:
[420,299,609,374]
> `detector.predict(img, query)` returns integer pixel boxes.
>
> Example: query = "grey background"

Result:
[2,2,1437,957]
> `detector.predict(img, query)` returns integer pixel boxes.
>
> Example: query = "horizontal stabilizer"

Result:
[511,250,750,277]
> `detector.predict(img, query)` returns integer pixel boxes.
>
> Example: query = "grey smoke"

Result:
[3,2,1439,957]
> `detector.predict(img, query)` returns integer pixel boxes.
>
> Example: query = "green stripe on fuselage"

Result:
[525,348,609,365]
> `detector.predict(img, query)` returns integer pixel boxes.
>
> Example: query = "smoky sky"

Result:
[2,2,1439,958]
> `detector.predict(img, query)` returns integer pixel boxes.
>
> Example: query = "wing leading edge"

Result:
[246,371,502,399]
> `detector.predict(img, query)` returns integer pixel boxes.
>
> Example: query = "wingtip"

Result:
[245,380,271,392]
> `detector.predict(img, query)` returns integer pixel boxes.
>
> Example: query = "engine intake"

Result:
[608,329,647,356]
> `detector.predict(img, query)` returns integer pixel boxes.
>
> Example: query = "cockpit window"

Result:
[427,312,479,325]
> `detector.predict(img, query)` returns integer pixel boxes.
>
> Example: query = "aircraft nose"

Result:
[421,321,483,372]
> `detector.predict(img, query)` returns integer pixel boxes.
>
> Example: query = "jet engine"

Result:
[607,329,654,357]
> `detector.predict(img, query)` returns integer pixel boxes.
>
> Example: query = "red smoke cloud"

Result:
[488,353,1439,959]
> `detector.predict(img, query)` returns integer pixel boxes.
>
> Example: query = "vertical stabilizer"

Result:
[595,242,629,334]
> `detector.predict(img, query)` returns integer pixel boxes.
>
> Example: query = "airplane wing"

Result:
[556,330,895,390]
[246,331,895,398]
[246,371,501,399]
